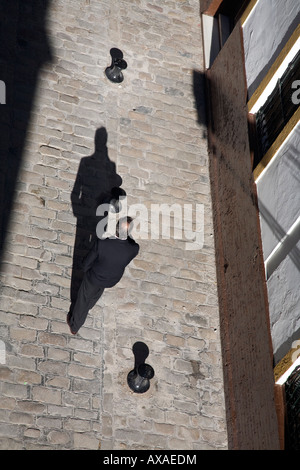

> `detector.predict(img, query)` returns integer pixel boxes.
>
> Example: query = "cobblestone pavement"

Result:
[0,0,227,449]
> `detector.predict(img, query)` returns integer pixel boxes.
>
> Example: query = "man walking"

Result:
[67,216,139,334]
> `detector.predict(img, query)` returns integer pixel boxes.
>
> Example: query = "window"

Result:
[252,50,300,168]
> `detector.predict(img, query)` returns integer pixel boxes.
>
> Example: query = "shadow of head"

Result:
[94,127,108,152]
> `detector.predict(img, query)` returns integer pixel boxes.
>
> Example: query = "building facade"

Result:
[0,0,298,451]
[201,0,299,450]
[0,0,227,450]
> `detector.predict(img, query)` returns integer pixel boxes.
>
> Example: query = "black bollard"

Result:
[127,363,154,394]
[127,342,155,393]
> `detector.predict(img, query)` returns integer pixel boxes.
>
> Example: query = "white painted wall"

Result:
[256,124,300,363]
[257,123,300,259]
[243,0,300,98]
[202,14,220,69]
[268,246,300,362]
[244,0,300,365]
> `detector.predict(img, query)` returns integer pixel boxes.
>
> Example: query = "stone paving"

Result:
[0,0,228,449]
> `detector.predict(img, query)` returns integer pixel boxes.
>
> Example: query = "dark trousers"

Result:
[68,270,104,333]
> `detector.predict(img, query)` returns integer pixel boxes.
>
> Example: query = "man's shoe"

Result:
[67,313,77,335]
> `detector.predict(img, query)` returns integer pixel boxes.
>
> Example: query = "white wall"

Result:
[257,124,300,259]
[268,245,300,362]
[256,124,300,362]
[244,0,300,364]
[243,0,300,98]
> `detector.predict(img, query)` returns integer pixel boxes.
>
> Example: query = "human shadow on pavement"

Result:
[69,127,124,309]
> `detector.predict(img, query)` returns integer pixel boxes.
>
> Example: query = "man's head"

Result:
[116,216,134,240]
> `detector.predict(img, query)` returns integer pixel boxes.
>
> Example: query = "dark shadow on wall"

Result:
[193,70,208,138]
[70,127,124,307]
[0,0,52,268]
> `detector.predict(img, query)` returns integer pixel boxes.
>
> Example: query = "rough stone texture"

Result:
[0,0,227,450]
